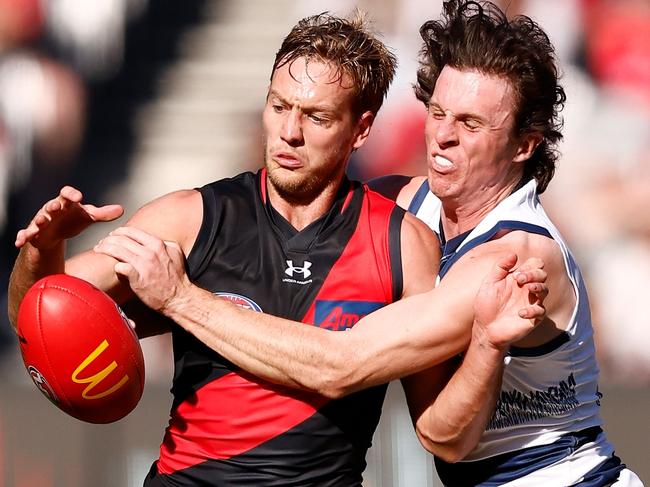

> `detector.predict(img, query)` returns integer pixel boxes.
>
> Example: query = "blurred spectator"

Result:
[0,0,43,51]
[580,0,650,108]
[0,52,86,228]
[45,0,148,81]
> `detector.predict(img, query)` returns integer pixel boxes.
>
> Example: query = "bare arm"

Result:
[8,186,202,338]
[403,232,566,462]
[8,186,124,328]
[94,219,546,398]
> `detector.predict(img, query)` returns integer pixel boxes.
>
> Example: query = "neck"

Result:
[440,179,520,239]
[266,176,345,231]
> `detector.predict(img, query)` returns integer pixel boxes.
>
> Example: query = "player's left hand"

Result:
[93,226,190,313]
[473,253,548,351]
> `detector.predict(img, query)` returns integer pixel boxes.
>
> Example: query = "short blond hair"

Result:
[272,12,397,116]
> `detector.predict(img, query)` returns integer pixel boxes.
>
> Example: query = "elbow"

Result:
[416,427,473,464]
[310,344,364,399]
[7,291,20,332]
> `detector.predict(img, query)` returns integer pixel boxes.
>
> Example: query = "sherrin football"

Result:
[17,274,145,424]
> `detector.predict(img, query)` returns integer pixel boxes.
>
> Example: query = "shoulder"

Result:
[448,229,576,340]
[448,230,561,278]
[126,189,203,254]
[366,175,427,210]
[402,211,440,250]
[396,175,428,210]
[400,211,440,297]
[480,230,564,270]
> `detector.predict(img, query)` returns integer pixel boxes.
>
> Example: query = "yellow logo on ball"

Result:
[71,340,130,399]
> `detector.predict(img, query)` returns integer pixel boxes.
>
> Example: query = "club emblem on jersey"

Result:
[215,293,262,312]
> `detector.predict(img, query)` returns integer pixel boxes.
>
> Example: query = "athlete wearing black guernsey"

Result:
[144,169,406,485]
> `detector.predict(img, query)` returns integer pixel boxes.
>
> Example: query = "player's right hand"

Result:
[14,186,124,250]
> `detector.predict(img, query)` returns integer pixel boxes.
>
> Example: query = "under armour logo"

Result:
[285,260,312,278]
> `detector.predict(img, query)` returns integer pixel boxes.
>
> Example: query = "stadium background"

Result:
[1,1,648,485]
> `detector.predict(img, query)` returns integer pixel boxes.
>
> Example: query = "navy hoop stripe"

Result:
[407,179,431,215]
[438,220,553,279]
[510,331,570,357]
[435,426,604,486]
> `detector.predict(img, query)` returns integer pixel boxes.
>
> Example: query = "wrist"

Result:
[160,278,197,320]
[471,320,510,357]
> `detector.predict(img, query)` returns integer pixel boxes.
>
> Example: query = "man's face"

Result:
[263,57,371,203]
[424,66,524,209]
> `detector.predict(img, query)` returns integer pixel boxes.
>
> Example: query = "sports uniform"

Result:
[407,179,643,487]
[144,169,405,486]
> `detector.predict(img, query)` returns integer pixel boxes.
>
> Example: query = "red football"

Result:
[17,274,145,424]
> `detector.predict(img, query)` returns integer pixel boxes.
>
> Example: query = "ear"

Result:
[352,111,375,150]
[513,132,543,163]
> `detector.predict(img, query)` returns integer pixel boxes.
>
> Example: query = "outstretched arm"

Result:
[8,186,124,328]
[8,186,202,340]
[94,225,547,398]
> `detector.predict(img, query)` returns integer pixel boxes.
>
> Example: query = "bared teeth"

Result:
[435,155,453,167]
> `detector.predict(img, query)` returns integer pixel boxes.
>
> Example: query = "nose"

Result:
[434,115,459,149]
[280,109,304,146]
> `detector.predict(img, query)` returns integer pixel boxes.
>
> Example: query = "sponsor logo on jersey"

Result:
[314,300,384,331]
[215,292,262,312]
[488,372,579,430]
[283,260,313,285]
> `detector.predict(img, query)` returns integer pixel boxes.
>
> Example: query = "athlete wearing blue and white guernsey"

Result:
[408,178,643,487]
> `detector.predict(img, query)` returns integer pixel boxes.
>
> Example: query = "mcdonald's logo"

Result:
[71,339,130,400]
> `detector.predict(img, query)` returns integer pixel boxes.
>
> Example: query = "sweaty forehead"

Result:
[432,67,516,117]
[270,57,356,109]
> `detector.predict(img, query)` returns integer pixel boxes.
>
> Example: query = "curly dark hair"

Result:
[272,12,397,117]
[414,0,566,193]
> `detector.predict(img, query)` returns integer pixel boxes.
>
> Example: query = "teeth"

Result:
[435,155,453,167]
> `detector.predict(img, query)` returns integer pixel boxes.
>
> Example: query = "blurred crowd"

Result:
[1,0,649,388]
[0,0,149,355]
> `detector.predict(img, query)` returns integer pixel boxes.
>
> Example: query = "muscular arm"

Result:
[95,215,545,399]
[8,186,202,338]
[8,186,124,328]
[403,231,566,462]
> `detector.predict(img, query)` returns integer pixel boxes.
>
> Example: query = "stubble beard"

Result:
[265,154,343,206]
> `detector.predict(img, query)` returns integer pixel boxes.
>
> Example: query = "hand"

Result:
[473,253,548,351]
[93,226,190,313]
[15,186,124,250]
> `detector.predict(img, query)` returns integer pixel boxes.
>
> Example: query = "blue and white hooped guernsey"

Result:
[408,179,644,487]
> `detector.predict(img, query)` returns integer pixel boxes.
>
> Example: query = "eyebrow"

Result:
[429,102,492,128]
[428,101,488,124]
[267,89,338,115]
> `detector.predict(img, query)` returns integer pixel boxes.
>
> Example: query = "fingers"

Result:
[94,228,183,267]
[488,252,518,282]
[518,302,546,320]
[514,267,547,286]
[524,282,548,299]
[14,185,109,249]
[95,234,147,263]
[15,195,65,247]
[84,204,124,222]
[518,257,544,270]
[114,261,136,279]
[59,185,83,203]
[108,226,164,248]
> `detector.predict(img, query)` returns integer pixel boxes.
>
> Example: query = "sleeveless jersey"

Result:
[146,169,405,486]
[408,179,633,487]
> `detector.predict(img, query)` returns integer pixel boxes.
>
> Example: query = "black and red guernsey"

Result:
[145,169,405,486]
